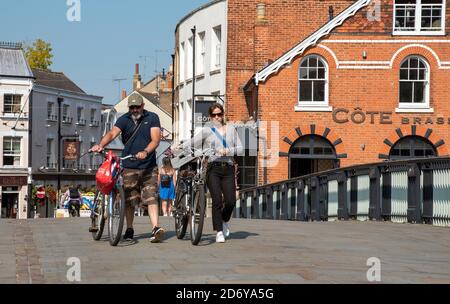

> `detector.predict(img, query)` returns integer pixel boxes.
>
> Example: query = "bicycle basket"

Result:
[96,151,119,195]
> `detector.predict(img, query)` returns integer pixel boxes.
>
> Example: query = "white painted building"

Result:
[174,0,227,144]
[0,43,34,219]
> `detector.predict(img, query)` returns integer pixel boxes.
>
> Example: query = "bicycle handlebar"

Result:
[89,150,137,161]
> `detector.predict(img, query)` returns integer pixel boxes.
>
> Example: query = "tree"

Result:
[25,39,53,70]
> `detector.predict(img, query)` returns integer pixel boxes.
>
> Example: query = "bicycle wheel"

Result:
[107,185,126,246]
[91,191,106,241]
[189,185,206,245]
[174,188,189,239]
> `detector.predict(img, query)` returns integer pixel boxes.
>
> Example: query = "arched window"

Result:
[298,55,329,110]
[398,56,431,111]
[389,135,437,160]
[289,135,337,178]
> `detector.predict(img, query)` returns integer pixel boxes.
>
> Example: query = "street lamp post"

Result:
[56,96,78,209]
[57,97,63,207]
[191,26,196,139]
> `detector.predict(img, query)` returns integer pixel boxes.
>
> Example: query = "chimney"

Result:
[121,89,127,100]
[254,3,269,70]
[133,63,142,91]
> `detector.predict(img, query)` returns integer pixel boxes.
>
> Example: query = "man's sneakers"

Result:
[150,226,165,243]
[216,231,225,243]
[223,222,230,239]
[123,228,134,241]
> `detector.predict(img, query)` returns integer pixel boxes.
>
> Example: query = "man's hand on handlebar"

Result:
[89,144,103,153]
[135,150,148,160]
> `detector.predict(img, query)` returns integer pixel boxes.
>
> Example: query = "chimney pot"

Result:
[256,3,266,20]
[135,64,139,75]
[122,90,127,100]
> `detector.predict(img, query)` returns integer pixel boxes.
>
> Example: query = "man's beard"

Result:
[132,113,142,121]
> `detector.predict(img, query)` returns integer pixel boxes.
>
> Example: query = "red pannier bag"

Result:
[96,151,119,195]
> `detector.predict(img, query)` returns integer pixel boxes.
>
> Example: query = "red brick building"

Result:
[226,0,450,185]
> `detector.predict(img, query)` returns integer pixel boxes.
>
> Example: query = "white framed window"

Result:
[197,31,206,75]
[47,102,54,119]
[180,42,185,82]
[3,94,21,114]
[187,37,193,80]
[90,108,96,124]
[62,104,70,121]
[46,138,53,167]
[393,0,445,35]
[211,25,222,70]
[3,137,21,166]
[296,55,331,112]
[396,56,432,112]
[77,107,84,124]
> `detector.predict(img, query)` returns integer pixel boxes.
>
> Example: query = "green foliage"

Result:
[25,39,53,70]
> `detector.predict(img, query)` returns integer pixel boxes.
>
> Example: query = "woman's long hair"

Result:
[161,157,174,173]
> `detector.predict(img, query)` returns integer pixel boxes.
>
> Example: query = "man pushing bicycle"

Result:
[90,93,165,243]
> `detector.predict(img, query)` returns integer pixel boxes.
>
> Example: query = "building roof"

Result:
[139,91,172,117]
[32,68,86,94]
[175,0,226,33]
[254,0,372,85]
[0,42,33,78]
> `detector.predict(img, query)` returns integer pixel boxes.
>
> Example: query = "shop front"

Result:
[0,176,28,219]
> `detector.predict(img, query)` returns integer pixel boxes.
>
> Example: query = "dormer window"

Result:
[393,0,445,35]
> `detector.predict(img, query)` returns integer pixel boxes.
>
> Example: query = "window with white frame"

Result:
[3,137,21,166]
[62,104,70,121]
[187,37,193,79]
[77,107,84,123]
[46,138,53,167]
[212,26,222,69]
[47,102,54,119]
[90,108,96,124]
[298,55,328,105]
[394,0,445,34]
[180,42,185,82]
[197,31,206,75]
[3,94,21,114]
[399,56,430,108]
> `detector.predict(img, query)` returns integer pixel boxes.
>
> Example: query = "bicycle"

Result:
[172,147,213,245]
[88,151,136,246]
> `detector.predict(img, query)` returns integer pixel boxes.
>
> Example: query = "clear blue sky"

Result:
[0,0,210,104]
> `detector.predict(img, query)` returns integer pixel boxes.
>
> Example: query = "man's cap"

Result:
[128,93,144,107]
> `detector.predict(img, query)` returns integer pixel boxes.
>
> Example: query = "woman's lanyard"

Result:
[211,127,228,148]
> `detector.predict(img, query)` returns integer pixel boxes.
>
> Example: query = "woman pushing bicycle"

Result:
[174,103,243,243]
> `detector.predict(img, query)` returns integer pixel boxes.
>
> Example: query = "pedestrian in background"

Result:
[159,157,176,216]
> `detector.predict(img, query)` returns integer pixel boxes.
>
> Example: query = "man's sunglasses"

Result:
[210,112,223,117]
[129,106,141,110]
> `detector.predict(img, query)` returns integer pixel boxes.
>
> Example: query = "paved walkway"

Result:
[0,217,449,284]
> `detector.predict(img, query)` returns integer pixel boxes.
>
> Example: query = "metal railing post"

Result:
[296,180,306,221]
[381,167,392,221]
[311,177,320,221]
[407,164,422,223]
[369,167,381,220]
[280,183,288,220]
[337,172,349,220]
[422,165,433,224]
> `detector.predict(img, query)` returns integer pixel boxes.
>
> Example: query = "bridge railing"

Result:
[234,157,450,227]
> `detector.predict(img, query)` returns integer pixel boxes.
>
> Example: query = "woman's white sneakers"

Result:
[223,222,230,238]
[216,222,230,243]
[216,231,225,243]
